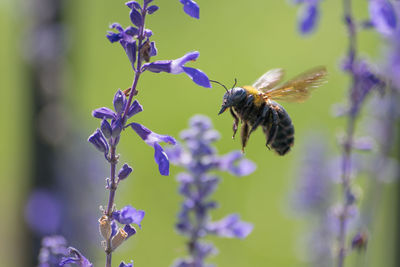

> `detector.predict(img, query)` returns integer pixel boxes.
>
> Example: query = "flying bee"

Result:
[213,66,327,156]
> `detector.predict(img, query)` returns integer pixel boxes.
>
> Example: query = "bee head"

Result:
[210,79,246,114]
[219,87,247,114]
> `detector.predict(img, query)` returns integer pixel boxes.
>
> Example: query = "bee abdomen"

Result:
[270,105,295,156]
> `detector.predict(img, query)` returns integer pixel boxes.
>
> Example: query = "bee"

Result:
[214,66,327,156]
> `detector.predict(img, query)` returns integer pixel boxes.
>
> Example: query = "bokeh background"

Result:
[0,0,398,266]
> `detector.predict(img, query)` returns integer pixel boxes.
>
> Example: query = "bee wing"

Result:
[263,66,327,103]
[252,68,285,92]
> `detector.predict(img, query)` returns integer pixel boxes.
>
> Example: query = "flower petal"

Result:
[170,51,199,74]
[298,3,319,35]
[92,107,116,119]
[182,66,211,88]
[130,7,143,27]
[121,40,137,69]
[142,60,172,73]
[154,142,170,175]
[123,224,137,238]
[126,1,141,10]
[180,0,200,19]
[127,100,143,118]
[114,205,145,227]
[147,5,159,14]
[130,123,176,146]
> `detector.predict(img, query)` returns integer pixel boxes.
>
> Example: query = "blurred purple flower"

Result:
[142,51,211,88]
[291,135,332,213]
[219,151,256,176]
[292,0,323,35]
[119,261,134,267]
[25,189,62,235]
[298,3,319,34]
[207,214,253,239]
[168,115,255,267]
[59,247,93,267]
[38,236,69,267]
[180,0,200,19]
[348,60,385,116]
[369,0,397,36]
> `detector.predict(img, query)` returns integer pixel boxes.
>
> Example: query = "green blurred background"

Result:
[0,0,397,266]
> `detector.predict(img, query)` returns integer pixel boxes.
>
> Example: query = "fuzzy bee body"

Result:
[217,66,327,156]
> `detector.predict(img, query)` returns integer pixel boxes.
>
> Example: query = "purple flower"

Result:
[107,23,138,69]
[298,3,319,35]
[130,122,176,175]
[207,214,253,239]
[180,0,200,19]
[59,247,93,267]
[113,205,145,228]
[350,60,385,115]
[25,189,62,235]
[92,107,117,120]
[291,135,333,213]
[218,151,256,176]
[169,115,255,266]
[142,51,211,88]
[369,0,397,36]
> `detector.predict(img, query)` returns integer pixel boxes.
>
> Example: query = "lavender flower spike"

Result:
[142,51,211,88]
[167,115,255,267]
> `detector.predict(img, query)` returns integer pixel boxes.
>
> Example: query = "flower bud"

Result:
[113,90,127,114]
[118,164,133,180]
[111,118,123,138]
[88,129,109,154]
[98,215,112,240]
[101,119,112,139]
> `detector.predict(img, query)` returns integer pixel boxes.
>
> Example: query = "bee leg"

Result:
[250,104,269,134]
[267,108,279,145]
[230,108,239,139]
[240,122,250,153]
[242,95,255,121]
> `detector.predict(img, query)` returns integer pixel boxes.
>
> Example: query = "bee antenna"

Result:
[210,80,229,92]
[231,78,237,89]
